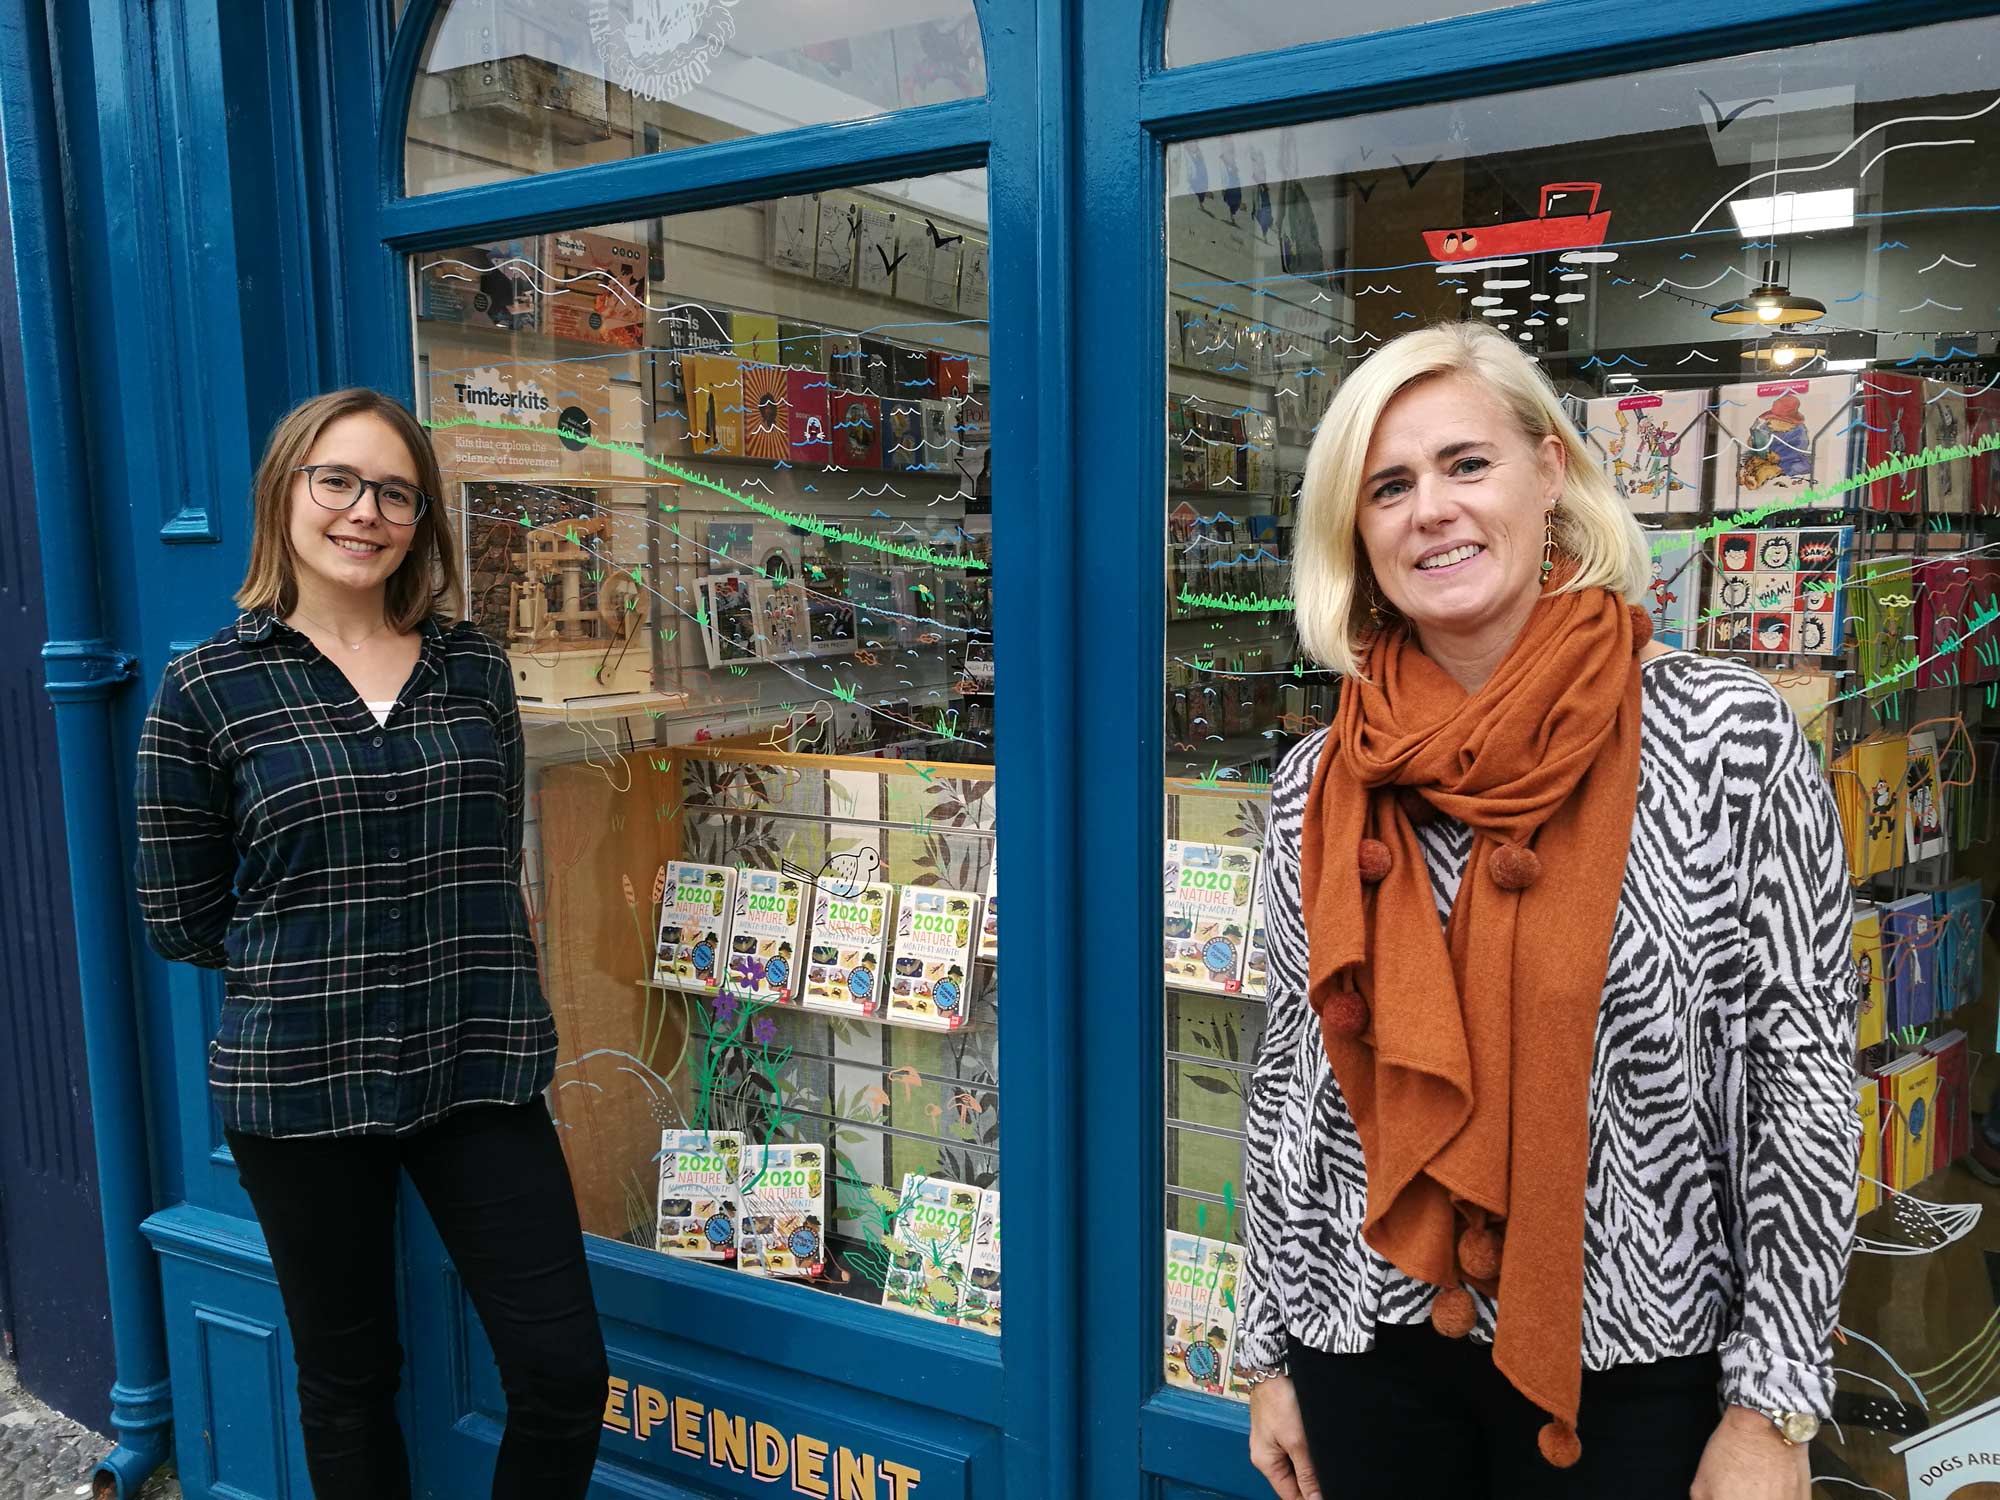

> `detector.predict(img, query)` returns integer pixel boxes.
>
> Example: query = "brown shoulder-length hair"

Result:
[235,388,462,631]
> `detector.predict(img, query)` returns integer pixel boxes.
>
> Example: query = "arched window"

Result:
[407,0,986,195]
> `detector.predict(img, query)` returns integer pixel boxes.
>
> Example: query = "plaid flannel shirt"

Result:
[135,609,555,1137]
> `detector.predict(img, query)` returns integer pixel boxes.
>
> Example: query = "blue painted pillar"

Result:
[0,0,173,1492]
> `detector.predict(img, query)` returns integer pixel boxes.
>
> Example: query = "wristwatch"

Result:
[1763,1409,1821,1446]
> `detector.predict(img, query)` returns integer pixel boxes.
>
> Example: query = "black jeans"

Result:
[227,1100,609,1500]
[1288,1325,1722,1500]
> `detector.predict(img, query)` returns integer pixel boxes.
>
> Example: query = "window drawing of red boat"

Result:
[1423,183,1612,262]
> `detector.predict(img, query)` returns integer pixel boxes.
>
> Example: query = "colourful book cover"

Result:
[1923,380,1973,514]
[1905,729,1948,863]
[682,354,744,457]
[1856,1080,1881,1218]
[1645,531,1702,650]
[883,1174,983,1324]
[1972,387,2000,515]
[655,1129,742,1261]
[730,312,781,366]
[957,1188,1001,1336]
[976,857,999,962]
[1580,390,1708,514]
[823,333,864,389]
[933,353,972,401]
[1712,377,1854,511]
[1834,737,1907,882]
[777,320,823,372]
[1164,841,1260,994]
[882,399,926,471]
[830,391,882,468]
[1853,903,1888,1051]
[1881,892,1937,1032]
[1706,528,1848,657]
[1860,373,1924,512]
[1754,668,1835,767]
[727,869,807,1005]
[738,1143,825,1281]
[739,363,789,460]
[784,368,833,463]
[539,229,646,348]
[1924,1030,1971,1174]
[801,880,893,1018]
[652,861,736,994]
[1164,1231,1241,1397]
[1856,554,1918,703]
[887,884,978,1030]
[1241,888,1270,1000]
[1890,1052,1940,1192]
[858,338,895,398]
[1940,878,1983,1015]
[1916,555,1977,690]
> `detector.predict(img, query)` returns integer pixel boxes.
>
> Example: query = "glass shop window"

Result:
[411,167,1000,1330]
[405,0,985,196]
[1157,21,2000,1497]
[1163,0,1542,69]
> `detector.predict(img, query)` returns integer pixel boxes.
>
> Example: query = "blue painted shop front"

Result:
[12,1,2000,1498]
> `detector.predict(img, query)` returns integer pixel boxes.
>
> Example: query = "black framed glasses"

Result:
[295,464,430,526]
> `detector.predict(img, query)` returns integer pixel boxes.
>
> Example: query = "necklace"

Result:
[289,607,390,653]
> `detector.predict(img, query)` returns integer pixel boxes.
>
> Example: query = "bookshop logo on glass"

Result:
[590,0,738,104]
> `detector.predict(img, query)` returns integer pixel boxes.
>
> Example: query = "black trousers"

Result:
[1288,1325,1721,1500]
[227,1099,609,1500]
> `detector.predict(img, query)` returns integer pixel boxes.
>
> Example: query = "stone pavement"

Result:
[0,1362,179,1500]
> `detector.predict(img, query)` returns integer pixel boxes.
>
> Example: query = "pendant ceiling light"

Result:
[1711,258,1827,326]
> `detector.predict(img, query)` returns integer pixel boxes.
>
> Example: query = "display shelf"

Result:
[521,689,691,723]
[638,979,997,1037]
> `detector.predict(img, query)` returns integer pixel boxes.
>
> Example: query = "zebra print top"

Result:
[1234,649,1861,1419]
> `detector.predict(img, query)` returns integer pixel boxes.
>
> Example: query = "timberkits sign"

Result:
[600,1365,970,1500]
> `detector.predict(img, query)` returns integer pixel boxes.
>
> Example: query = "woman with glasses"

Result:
[133,389,608,1500]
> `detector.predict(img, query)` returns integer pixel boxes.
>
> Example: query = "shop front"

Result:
[10,1,2000,1497]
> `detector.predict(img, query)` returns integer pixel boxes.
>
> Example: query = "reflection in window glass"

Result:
[1159,19,2000,1476]
[1164,0,1540,69]
[405,0,985,195]
[413,170,999,1327]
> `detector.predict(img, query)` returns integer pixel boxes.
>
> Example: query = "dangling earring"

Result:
[1540,504,1559,581]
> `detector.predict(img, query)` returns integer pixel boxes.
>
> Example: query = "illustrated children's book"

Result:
[1644,531,1702,650]
[1924,1030,1972,1176]
[957,1188,1002,1336]
[1876,1050,1940,1194]
[976,857,999,962]
[1904,729,1948,863]
[1939,878,1984,1015]
[1859,373,1924,512]
[1852,901,1888,1052]
[653,861,737,994]
[1164,842,1260,994]
[727,869,808,1004]
[1833,737,1908,883]
[738,1142,825,1281]
[882,1174,983,1324]
[1881,891,1937,1032]
[1164,1231,1242,1398]
[682,354,745,457]
[655,1128,743,1261]
[1855,554,1919,704]
[1578,390,1708,514]
[1705,527,1850,658]
[887,884,980,1030]
[1924,379,1973,514]
[1712,377,1855,512]
[1754,668,1835,767]
[801,880,894,1018]
[1856,1080,1882,1217]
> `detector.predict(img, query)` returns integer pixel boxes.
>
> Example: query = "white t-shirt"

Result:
[364,701,395,727]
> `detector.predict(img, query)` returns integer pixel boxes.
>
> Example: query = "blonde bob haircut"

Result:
[236,388,462,632]
[1291,321,1651,679]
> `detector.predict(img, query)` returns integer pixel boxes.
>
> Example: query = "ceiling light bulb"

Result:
[1756,304,1783,323]
[1772,346,1797,367]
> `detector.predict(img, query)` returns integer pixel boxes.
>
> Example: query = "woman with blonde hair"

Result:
[1233,323,1856,1500]
[134,390,608,1499]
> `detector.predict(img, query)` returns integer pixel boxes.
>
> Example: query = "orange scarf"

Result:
[1300,583,1648,1467]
